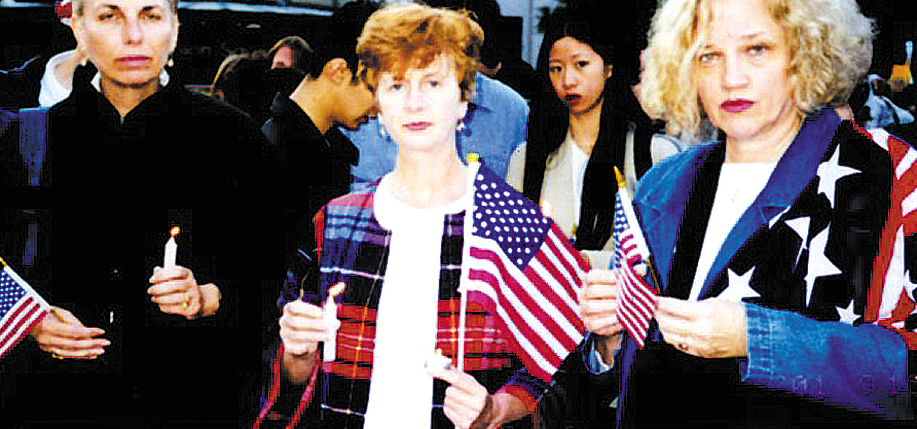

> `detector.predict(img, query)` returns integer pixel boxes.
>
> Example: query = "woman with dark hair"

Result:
[507,7,682,267]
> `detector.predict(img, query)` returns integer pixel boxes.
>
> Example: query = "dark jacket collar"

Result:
[636,107,842,295]
[68,64,185,123]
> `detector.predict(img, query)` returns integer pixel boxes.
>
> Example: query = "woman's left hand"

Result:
[655,297,747,358]
[147,266,203,320]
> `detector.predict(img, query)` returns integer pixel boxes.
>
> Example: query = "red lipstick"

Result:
[721,99,754,113]
[118,56,151,67]
[404,121,432,131]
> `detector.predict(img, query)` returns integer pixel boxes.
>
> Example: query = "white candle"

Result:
[424,348,452,371]
[163,226,180,268]
[323,282,346,362]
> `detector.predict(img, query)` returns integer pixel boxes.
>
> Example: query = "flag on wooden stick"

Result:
[611,168,658,349]
[458,160,588,382]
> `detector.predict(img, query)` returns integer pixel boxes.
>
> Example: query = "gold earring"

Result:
[167,56,174,68]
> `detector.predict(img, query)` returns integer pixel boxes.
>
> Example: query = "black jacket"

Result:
[0,54,46,110]
[260,93,358,276]
[2,65,271,424]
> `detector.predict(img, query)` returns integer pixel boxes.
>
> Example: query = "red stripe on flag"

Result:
[470,247,582,351]
[467,263,570,382]
[530,253,586,332]
[467,262,575,358]
[0,298,42,345]
[0,299,48,359]
[545,225,590,284]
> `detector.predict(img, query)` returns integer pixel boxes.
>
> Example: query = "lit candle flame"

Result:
[170,226,180,237]
[330,282,346,298]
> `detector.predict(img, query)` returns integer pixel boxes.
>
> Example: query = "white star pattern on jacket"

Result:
[816,144,861,209]
[804,225,842,307]
[835,299,860,324]
[767,206,792,229]
[719,266,761,302]
[785,216,811,269]
[904,270,917,300]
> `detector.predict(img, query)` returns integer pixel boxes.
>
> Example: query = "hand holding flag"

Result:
[1,257,108,360]
[30,306,109,359]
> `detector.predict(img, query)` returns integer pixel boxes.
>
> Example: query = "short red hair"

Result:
[356,2,483,101]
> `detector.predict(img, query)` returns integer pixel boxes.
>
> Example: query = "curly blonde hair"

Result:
[640,0,874,141]
[356,2,484,102]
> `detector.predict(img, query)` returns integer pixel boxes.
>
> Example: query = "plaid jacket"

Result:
[257,179,550,429]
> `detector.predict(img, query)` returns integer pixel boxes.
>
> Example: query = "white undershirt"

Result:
[364,174,465,428]
[38,50,77,107]
[569,135,590,223]
[688,161,777,301]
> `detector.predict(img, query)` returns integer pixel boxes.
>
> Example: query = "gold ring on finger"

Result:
[182,300,191,309]
[51,351,64,359]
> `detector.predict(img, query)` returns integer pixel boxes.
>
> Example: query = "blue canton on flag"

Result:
[0,264,50,359]
[471,173,553,269]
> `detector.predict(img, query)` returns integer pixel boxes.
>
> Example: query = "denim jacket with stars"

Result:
[585,108,914,425]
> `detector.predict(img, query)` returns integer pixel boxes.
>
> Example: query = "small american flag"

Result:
[612,168,657,349]
[460,164,587,383]
[0,258,50,359]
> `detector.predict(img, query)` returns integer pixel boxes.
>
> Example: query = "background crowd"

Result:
[0,0,916,428]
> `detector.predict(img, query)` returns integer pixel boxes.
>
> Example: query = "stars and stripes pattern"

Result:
[0,260,50,359]
[695,121,897,327]
[612,190,657,349]
[462,166,587,383]
[863,129,917,348]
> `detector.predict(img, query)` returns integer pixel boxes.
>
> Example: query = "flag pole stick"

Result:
[457,154,481,373]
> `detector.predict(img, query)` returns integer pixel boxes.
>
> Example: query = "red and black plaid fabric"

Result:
[257,182,550,429]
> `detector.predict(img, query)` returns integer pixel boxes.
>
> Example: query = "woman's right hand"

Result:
[579,269,624,362]
[29,307,109,359]
[279,300,338,356]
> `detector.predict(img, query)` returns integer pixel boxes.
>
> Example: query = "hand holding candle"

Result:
[322,282,346,362]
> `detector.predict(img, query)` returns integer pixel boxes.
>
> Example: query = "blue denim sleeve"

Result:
[743,303,912,418]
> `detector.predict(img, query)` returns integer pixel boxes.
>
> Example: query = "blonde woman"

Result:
[580,0,915,426]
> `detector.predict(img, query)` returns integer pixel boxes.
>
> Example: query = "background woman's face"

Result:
[693,0,797,144]
[73,0,178,88]
[548,36,611,116]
